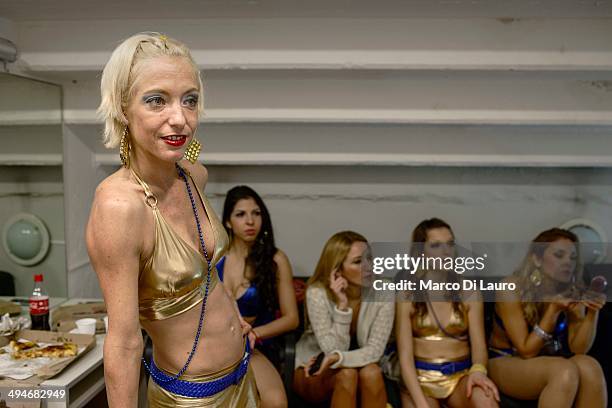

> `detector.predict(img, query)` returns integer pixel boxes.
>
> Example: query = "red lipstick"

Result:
[161,135,187,147]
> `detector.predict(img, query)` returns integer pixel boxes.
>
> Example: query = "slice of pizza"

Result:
[9,340,39,352]
[10,341,78,360]
[42,343,78,358]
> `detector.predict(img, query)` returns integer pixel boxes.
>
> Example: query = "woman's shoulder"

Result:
[305,284,335,312]
[459,288,483,305]
[496,275,522,302]
[272,249,294,282]
[273,248,291,264]
[305,283,327,298]
[180,159,208,187]
[87,171,151,259]
[92,171,148,222]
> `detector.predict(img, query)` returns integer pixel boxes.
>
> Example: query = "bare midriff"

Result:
[414,337,470,363]
[142,284,245,375]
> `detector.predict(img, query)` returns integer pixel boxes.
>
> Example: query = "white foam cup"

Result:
[75,318,97,335]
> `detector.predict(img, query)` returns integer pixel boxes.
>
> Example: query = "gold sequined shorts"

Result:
[147,355,260,407]
[416,367,468,399]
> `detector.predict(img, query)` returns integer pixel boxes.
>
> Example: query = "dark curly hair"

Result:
[222,186,279,313]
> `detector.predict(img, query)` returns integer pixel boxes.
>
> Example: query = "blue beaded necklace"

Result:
[142,164,213,382]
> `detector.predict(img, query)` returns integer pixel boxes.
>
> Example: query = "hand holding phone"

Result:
[308,352,325,376]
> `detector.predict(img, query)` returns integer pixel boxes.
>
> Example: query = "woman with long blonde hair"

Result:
[488,228,607,408]
[292,231,395,407]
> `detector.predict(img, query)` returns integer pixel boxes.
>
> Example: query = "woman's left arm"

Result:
[252,249,299,340]
[466,297,500,401]
[467,298,488,367]
[568,296,604,354]
[331,301,395,368]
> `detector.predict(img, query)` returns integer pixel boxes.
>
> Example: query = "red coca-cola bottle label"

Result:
[29,297,49,315]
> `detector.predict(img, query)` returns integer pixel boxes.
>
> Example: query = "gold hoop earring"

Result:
[119,126,131,168]
[183,138,202,164]
[530,268,542,287]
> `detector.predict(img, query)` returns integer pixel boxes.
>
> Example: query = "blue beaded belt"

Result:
[149,341,251,398]
[414,358,471,376]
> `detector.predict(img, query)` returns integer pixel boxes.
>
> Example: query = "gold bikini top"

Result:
[412,303,469,341]
[132,167,228,321]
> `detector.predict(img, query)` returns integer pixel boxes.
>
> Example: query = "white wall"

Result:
[0,166,66,296]
[1,11,611,297]
[0,73,66,296]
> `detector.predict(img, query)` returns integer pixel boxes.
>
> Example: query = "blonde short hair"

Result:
[98,32,204,148]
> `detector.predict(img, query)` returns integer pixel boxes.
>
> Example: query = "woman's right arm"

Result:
[251,250,299,340]
[306,286,351,354]
[496,294,564,359]
[396,301,430,408]
[86,186,145,408]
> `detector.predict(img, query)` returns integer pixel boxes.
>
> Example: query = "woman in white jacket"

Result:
[292,231,395,408]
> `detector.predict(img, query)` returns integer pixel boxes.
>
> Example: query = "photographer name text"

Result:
[372,279,516,292]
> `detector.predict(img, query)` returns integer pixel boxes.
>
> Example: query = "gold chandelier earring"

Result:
[119,126,131,168]
[530,267,542,287]
[183,138,202,164]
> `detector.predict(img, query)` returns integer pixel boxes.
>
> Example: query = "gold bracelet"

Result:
[469,363,488,376]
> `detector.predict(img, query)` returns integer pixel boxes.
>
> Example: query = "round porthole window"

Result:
[2,213,50,266]
[560,218,607,264]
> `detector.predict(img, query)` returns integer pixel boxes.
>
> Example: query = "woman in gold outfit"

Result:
[87,32,259,407]
[392,218,499,408]
[488,228,607,408]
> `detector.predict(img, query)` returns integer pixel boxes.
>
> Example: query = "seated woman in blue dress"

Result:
[218,185,299,408]
[488,228,607,408]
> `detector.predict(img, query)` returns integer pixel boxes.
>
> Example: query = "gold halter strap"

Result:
[129,168,158,208]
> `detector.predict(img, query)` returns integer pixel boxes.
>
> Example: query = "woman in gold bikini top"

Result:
[392,218,499,408]
[411,301,469,341]
[87,32,258,407]
[133,166,228,322]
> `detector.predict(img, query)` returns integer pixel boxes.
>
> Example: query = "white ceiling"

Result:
[1,0,612,21]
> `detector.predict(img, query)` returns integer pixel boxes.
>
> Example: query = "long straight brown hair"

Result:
[410,218,464,315]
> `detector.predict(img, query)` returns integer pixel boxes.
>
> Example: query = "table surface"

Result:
[1,297,106,408]
[41,298,105,388]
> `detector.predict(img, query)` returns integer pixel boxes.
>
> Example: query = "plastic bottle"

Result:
[29,274,50,330]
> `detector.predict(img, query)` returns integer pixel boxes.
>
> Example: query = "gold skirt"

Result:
[416,368,468,400]
[147,355,260,407]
